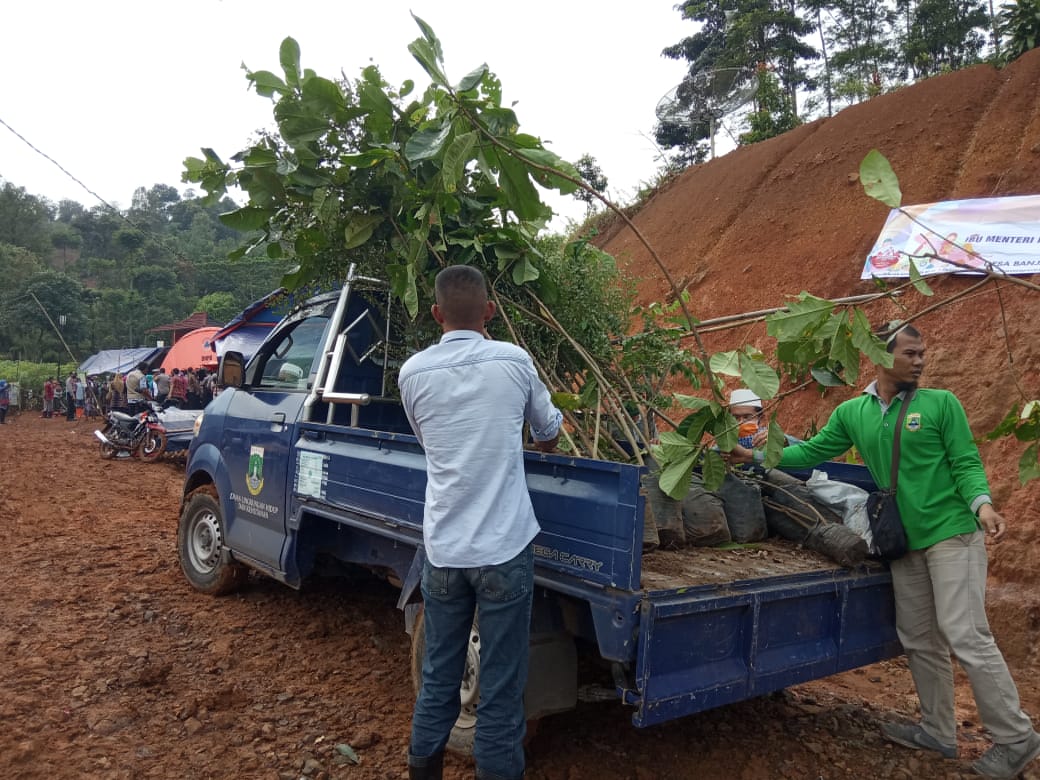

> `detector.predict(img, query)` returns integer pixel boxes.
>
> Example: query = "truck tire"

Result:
[409,606,479,756]
[177,486,247,595]
[138,430,167,462]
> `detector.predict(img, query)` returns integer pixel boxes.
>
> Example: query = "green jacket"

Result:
[777,386,988,550]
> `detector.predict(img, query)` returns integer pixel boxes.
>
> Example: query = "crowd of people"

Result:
[32,365,218,420]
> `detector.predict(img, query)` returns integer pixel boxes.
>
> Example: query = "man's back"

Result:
[399,330,561,568]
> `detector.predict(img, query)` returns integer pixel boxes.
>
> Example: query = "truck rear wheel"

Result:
[409,606,480,755]
[177,486,247,595]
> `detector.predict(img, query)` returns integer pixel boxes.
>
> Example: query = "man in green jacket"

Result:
[730,322,1039,779]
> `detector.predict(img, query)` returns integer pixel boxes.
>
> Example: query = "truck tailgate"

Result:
[629,566,899,727]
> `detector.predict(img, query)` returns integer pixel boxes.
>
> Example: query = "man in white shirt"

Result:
[400,265,562,780]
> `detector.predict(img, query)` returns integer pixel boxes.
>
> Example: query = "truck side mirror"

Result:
[219,351,245,389]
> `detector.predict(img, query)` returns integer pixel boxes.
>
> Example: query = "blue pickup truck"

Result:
[177,266,901,738]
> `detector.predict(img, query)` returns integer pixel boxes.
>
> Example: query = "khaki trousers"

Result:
[890,530,1034,745]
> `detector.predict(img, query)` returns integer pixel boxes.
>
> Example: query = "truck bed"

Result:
[640,539,882,591]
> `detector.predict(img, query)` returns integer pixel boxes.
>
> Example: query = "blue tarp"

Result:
[212,288,295,362]
[78,347,164,377]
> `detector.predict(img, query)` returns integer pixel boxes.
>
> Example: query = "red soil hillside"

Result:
[598,50,1040,620]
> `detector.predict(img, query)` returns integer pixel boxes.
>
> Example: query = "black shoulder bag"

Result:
[866,389,914,561]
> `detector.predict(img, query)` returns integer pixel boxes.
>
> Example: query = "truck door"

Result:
[220,313,330,573]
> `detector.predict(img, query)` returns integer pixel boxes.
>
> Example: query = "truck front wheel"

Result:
[178,486,247,595]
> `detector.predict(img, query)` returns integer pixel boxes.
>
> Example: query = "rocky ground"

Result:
[2,413,1038,779]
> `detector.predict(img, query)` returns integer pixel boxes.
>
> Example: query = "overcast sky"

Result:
[1,1,694,229]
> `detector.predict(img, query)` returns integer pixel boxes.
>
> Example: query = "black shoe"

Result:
[408,750,443,780]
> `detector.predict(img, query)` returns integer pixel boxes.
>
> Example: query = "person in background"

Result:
[0,379,9,424]
[75,374,86,417]
[153,367,171,406]
[186,368,201,408]
[167,368,189,409]
[109,372,127,413]
[125,363,152,415]
[729,388,798,448]
[42,377,55,418]
[728,322,1040,779]
[400,265,562,780]
[729,388,768,448]
[65,372,78,422]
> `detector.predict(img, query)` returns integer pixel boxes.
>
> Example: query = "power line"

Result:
[0,114,124,215]
[0,112,238,272]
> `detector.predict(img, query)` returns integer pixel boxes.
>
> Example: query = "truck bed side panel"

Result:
[290,425,645,591]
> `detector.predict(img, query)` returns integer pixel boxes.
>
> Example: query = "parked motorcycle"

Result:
[95,404,168,462]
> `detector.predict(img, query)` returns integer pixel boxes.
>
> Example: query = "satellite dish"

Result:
[656,68,756,159]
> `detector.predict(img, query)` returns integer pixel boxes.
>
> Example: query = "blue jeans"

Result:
[410,545,533,780]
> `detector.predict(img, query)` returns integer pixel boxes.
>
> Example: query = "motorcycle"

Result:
[95,403,168,462]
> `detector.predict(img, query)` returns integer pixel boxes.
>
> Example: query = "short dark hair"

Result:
[875,320,922,352]
[435,265,488,324]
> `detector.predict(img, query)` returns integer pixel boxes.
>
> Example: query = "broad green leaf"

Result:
[387,263,419,319]
[658,451,698,500]
[242,147,278,168]
[300,76,346,113]
[407,38,448,87]
[762,418,786,468]
[737,353,779,400]
[338,149,395,169]
[766,294,834,340]
[280,37,301,87]
[712,412,738,452]
[511,256,540,285]
[410,13,444,61]
[908,259,934,296]
[658,431,694,449]
[405,123,453,163]
[860,149,902,208]
[677,407,716,444]
[674,394,710,410]
[497,152,542,221]
[247,69,288,98]
[456,64,488,92]
[280,264,308,290]
[515,148,580,195]
[1018,442,1040,485]
[709,350,741,376]
[811,366,847,386]
[701,449,727,492]
[219,206,275,232]
[344,214,383,249]
[850,308,894,367]
[441,131,477,192]
[828,326,860,385]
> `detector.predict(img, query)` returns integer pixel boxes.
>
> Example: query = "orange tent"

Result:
[160,327,220,373]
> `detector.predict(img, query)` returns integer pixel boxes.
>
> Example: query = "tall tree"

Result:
[904,0,990,76]
[999,0,1040,61]
[0,182,54,256]
[811,0,900,106]
[662,0,818,153]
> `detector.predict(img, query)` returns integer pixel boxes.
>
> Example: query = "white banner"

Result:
[861,194,1040,279]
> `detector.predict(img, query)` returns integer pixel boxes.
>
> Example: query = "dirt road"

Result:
[1,412,1036,779]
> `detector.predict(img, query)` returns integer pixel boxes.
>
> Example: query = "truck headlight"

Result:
[192,412,205,437]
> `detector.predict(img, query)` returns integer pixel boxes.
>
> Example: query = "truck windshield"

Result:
[254,316,329,390]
